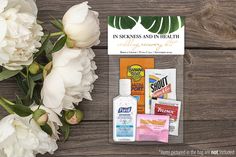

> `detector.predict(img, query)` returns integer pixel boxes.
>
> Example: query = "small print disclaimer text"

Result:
[159,149,235,156]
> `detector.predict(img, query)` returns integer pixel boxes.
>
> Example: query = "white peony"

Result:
[0,114,58,157]
[62,1,100,48]
[0,0,43,70]
[31,105,63,139]
[41,47,98,115]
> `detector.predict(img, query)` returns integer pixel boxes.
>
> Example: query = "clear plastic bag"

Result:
[108,16,184,144]
[108,55,184,144]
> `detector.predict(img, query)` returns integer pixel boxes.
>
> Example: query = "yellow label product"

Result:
[120,58,154,113]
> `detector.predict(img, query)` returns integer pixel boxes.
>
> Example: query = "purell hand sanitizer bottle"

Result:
[113,79,137,142]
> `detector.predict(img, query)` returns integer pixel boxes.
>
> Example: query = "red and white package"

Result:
[151,99,181,136]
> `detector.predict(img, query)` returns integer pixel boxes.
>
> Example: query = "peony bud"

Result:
[64,109,83,125]
[29,62,40,74]
[33,109,48,126]
[62,2,100,48]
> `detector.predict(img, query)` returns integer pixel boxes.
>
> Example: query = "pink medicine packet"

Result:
[136,114,169,143]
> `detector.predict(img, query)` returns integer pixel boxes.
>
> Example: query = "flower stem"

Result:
[20,71,27,78]
[49,31,64,37]
[0,98,14,114]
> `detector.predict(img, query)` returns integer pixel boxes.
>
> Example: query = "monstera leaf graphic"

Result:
[140,16,184,34]
[108,16,139,29]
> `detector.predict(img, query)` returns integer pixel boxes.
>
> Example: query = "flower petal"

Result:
[56,67,82,88]
[64,55,91,73]
[41,70,65,112]
[0,114,58,156]
[0,115,15,144]
[52,47,81,67]
[85,48,95,60]
[0,149,7,157]
[0,17,7,43]
[6,0,38,16]
[62,1,89,24]
[0,0,8,13]
[62,95,78,109]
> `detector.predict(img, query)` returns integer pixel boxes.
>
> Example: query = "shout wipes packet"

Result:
[145,69,176,114]
[151,99,181,136]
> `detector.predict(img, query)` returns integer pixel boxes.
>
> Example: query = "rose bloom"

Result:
[62,1,100,48]
[0,0,43,70]
[0,114,58,157]
[41,47,98,115]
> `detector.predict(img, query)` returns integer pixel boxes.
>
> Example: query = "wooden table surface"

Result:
[1,0,236,156]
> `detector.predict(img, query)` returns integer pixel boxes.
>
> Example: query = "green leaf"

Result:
[15,72,37,106]
[51,18,64,31]
[60,123,70,141]
[34,33,51,60]
[22,97,32,107]
[32,84,42,105]
[108,16,139,29]
[52,35,67,53]
[0,98,14,114]
[15,95,24,105]
[41,124,53,136]
[140,16,184,34]
[15,74,28,95]
[0,69,20,81]
[45,40,54,61]
[168,16,180,33]
[0,97,33,117]
[60,116,70,141]
[27,74,36,100]
[12,103,33,117]
[29,81,35,99]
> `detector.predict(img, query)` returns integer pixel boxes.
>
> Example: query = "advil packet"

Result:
[136,114,169,143]
[151,99,181,136]
[145,69,176,114]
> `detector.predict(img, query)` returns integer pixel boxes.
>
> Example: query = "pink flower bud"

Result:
[65,109,83,125]
[33,109,48,126]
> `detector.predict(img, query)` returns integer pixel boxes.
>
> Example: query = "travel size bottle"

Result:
[113,79,137,142]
